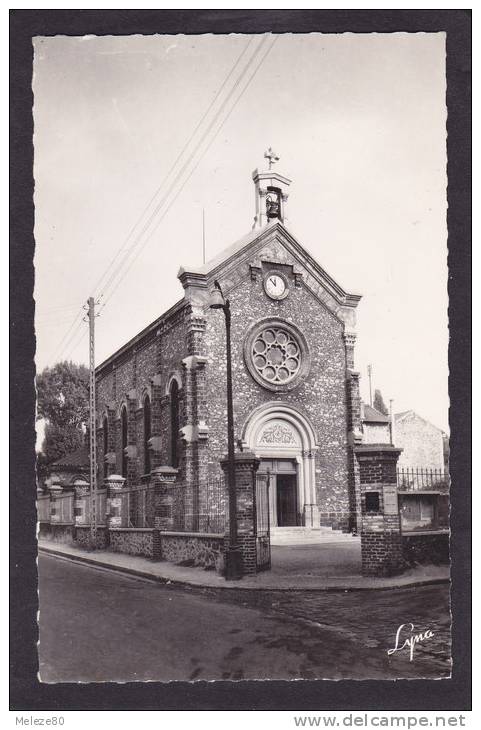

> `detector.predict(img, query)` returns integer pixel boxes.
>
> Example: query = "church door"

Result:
[276,474,298,526]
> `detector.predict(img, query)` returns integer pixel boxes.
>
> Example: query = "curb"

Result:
[39,545,450,593]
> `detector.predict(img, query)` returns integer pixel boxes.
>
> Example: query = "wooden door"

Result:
[276,474,298,526]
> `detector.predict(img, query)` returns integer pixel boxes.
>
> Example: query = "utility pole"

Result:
[86,296,98,550]
[202,208,206,265]
[367,364,373,407]
[389,399,395,446]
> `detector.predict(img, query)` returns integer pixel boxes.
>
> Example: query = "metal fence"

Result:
[176,476,227,533]
[117,485,156,528]
[397,467,450,492]
[255,473,271,570]
[37,494,51,522]
[53,492,74,523]
[38,476,230,534]
[87,489,107,525]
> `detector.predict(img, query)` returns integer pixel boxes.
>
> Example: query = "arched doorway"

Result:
[242,403,319,528]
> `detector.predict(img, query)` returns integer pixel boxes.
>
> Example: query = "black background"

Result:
[10,9,471,712]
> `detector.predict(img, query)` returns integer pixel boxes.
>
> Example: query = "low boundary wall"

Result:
[38,522,74,544]
[159,531,224,570]
[109,528,154,558]
[402,531,449,565]
[74,525,108,550]
[40,525,225,571]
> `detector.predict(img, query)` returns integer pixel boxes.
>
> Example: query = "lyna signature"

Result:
[387,623,434,661]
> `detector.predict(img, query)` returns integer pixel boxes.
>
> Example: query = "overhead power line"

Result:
[90,35,256,301]
[99,35,279,312]
[50,36,256,364]
[97,35,270,306]
[51,34,278,364]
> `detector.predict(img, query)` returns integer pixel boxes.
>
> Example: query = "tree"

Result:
[36,361,89,464]
[373,388,389,416]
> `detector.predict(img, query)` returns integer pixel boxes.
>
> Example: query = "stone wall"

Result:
[74,525,108,550]
[38,523,74,544]
[204,269,351,528]
[70,525,223,571]
[93,226,358,531]
[160,532,224,570]
[95,305,189,488]
[109,528,154,558]
[402,532,450,566]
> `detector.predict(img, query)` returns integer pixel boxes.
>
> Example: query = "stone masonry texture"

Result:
[94,225,360,534]
[395,411,445,471]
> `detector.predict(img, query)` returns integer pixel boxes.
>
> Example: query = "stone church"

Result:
[95,152,363,533]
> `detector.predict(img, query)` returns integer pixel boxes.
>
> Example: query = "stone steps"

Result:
[269,526,358,546]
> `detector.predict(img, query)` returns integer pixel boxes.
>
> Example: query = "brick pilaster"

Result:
[126,391,139,485]
[105,474,126,530]
[343,331,356,371]
[152,466,179,557]
[346,369,362,532]
[74,480,90,526]
[104,405,117,481]
[149,374,163,471]
[355,445,404,576]
[48,480,63,523]
[220,451,260,576]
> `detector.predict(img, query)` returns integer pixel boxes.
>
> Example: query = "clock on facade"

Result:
[264,272,289,300]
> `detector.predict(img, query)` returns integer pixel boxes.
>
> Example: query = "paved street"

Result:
[38,554,451,683]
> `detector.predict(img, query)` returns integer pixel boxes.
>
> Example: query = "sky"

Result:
[33,32,449,432]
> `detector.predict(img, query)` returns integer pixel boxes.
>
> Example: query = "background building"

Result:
[394,410,445,471]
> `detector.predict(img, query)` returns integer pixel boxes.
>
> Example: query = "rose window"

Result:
[251,327,301,384]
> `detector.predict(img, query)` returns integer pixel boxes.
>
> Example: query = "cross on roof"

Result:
[264,147,280,170]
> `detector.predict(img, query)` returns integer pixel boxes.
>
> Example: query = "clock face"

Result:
[264,272,288,300]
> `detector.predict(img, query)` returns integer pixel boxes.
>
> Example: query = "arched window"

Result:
[143,394,151,474]
[102,415,109,479]
[121,405,128,478]
[170,380,179,468]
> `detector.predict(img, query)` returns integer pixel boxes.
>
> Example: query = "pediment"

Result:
[178,221,361,324]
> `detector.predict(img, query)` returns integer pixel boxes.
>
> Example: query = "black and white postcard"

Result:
[10,8,471,715]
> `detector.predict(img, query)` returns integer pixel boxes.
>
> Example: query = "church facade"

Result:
[95,156,363,533]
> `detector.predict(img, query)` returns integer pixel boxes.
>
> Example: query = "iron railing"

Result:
[41,477,230,534]
[87,489,107,525]
[255,472,271,570]
[117,485,156,528]
[397,467,450,492]
[53,492,74,523]
[37,494,51,522]
[174,476,227,533]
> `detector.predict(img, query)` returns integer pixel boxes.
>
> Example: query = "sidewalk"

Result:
[38,539,450,591]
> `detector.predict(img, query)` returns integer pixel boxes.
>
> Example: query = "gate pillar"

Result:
[73,478,90,526]
[220,451,261,576]
[151,466,179,561]
[152,466,179,530]
[355,445,404,577]
[105,474,126,529]
[48,478,63,523]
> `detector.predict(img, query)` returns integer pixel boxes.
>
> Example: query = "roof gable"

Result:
[394,410,443,432]
[362,403,391,423]
[178,220,361,322]
[51,446,90,470]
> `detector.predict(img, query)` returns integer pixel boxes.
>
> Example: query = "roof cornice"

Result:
[96,297,186,377]
[182,221,362,310]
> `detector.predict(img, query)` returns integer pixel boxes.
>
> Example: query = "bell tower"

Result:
[252,147,291,229]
